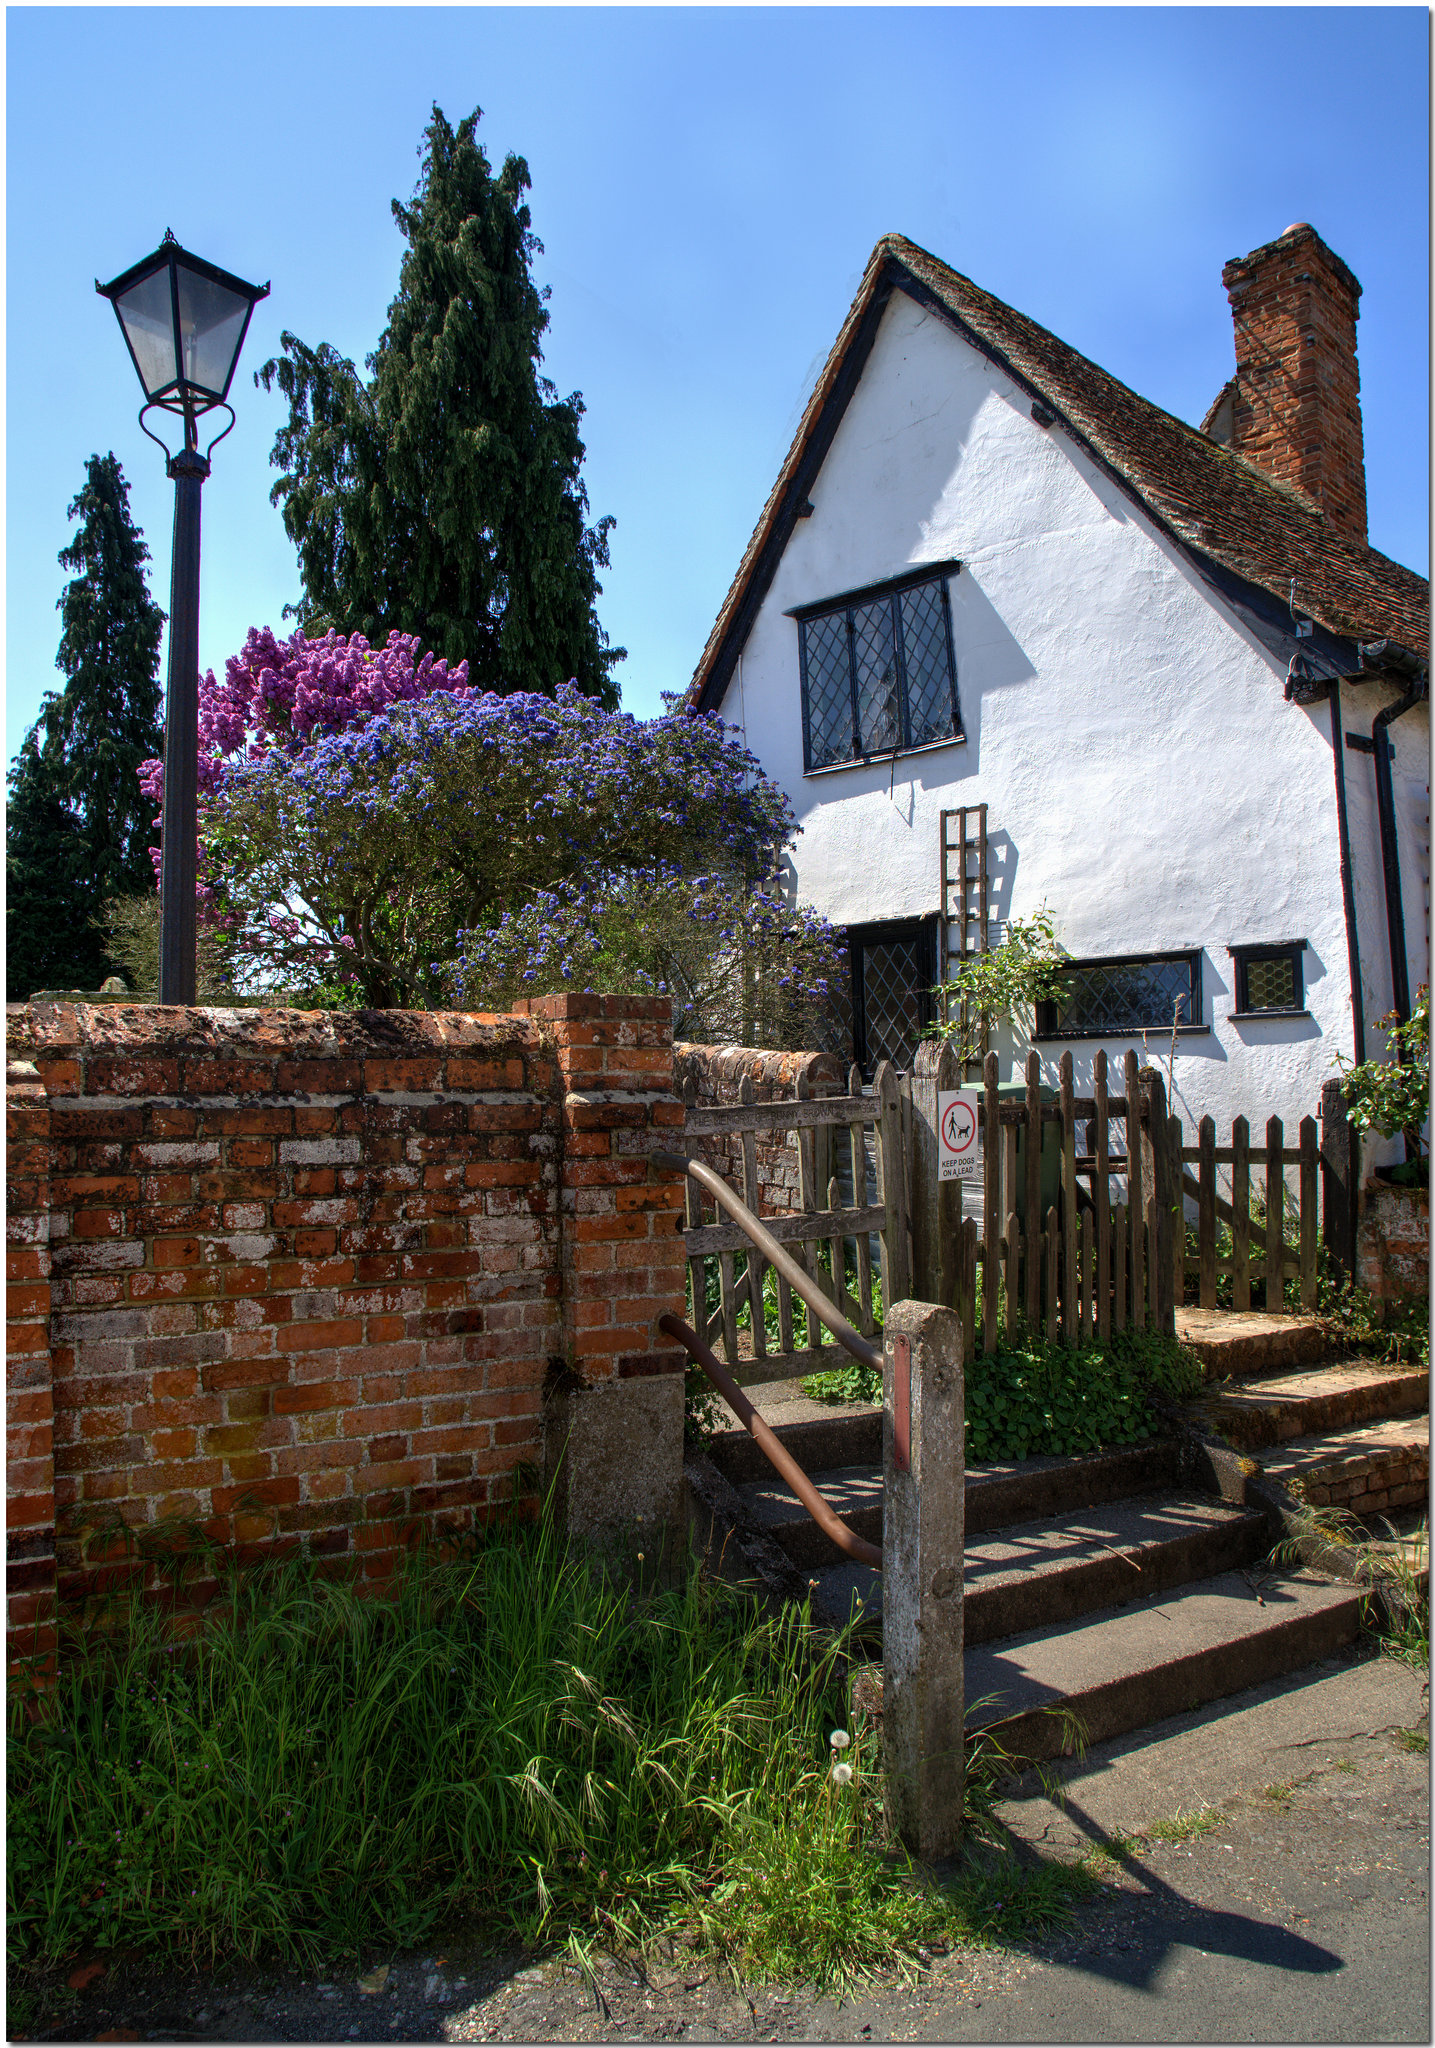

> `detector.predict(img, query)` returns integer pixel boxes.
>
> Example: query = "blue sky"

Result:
[6,6,1429,767]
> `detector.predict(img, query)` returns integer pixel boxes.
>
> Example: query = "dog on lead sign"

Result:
[937,1090,981,1181]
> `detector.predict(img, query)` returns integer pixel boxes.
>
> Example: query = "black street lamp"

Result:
[97,231,269,1004]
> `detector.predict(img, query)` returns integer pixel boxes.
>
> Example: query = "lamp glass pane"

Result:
[175,264,252,398]
[115,268,179,398]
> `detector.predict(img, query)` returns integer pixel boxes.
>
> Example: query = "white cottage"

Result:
[685,226,1429,1146]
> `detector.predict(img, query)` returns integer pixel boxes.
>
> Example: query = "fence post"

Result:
[882,1298,964,1862]
[1198,1116,1217,1308]
[911,1037,960,1310]
[1299,1116,1320,1309]
[982,1051,1001,1353]
[1146,1068,1176,1334]
[1024,1049,1043,1325]
[1320,1078,1356,1279]
[877,1061,911,1308]
[1126,1051,1145,1331]
[1059,1051,1077,1346]
[1266,1116,1285,1310]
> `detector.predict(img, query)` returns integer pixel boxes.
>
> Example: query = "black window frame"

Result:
[849,916,939,1080]
[1228,940,1307,1018]
[792,562,964,774]
[1033,949,1206,1042]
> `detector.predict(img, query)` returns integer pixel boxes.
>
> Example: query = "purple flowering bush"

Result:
[454,863,844,1045]
[196,653,843,1039]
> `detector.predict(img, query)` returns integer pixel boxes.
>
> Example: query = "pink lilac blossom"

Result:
[137,628,471,895]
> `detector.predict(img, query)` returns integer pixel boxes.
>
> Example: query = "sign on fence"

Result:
[937,1090,982,1181]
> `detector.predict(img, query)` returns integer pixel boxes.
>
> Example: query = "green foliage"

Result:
[259,105,621,704]
[926,910,1070,1065]
[1314,1252,1429,1373]
[100,893,244,1006]
[805,1325,1202,1463]
[9,1523,1101,1993]
[6,454,164,996]
[1338,987,1429,1162]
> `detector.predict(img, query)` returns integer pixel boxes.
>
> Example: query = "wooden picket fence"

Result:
[911,1042,1182,1356]
[1177,1111,1320,1311]
[680,1045,1324,1383]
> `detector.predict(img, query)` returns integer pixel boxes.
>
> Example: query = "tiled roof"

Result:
[688,235,1428,710]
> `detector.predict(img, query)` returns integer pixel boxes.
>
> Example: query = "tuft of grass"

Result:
[10,1517,870,1972]
[1396,1726,1429,1755]
[1262,1781,1295,1805]
[8,1520,1106,1996]
[1144,1805,1224,1846]
[1334,1756,1358,1774]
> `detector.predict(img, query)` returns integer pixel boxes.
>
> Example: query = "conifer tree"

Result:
[6,453,165,994]
[260,104,623,705]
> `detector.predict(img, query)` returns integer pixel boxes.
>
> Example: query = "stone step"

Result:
[1258,1414,1429,1520]
[707,1403,879,1487]
[851,1569,1367,1766]
[806,1492,1268,1644]
[1174,1307,1331,1380]
[1200,1360,1429,1450]
[734,1439,1183,1567]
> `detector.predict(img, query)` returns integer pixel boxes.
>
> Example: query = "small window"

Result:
[1035,951,1203,1040]
[795,566,962,772]
[1229,941,1306,1016]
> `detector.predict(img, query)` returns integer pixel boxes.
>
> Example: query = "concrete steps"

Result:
[1200,1360,1429,1451]
[958,1569,1367,1762]
[1258,1413,1429,1519]
[691,1305,1427,1771]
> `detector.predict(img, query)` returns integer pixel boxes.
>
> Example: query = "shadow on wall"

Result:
[946,566,1039,781]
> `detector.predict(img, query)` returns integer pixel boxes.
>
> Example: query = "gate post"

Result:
[1145,1068,1177,1334]
[1320,1077,1356,1279]
[910,1037,961,1309]
[882,1297,964,1861]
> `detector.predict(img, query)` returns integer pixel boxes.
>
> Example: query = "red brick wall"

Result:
[6,995,685,1673]
[1222,223,1368,544]
[515,995,688,1382]
[6,1058,57,1678]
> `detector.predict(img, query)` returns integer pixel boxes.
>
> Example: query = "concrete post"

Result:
[910,1037,961,1310]
[882,1297,964,1860]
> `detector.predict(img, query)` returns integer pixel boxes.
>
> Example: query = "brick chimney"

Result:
[1211,223,1368,544]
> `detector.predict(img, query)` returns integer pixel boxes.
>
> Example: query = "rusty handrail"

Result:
[651,1149,882,1372]
[660,1312,882,1571]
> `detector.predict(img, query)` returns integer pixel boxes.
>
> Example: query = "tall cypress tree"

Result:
[260,104,623,704]
[6,453,165,996]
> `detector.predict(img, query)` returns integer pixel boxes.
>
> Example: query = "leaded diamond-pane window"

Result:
[1035,953,1202,1040]
[796,568,961,772]
[851,919,937,1079]
[1231,943,1305,1015]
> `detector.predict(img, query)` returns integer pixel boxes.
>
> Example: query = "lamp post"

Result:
[97,232,269,1004]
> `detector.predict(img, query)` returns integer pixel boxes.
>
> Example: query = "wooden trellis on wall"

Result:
[938,804,990,1078]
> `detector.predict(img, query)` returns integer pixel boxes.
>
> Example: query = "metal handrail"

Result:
[661,1312,882,1572]
[651,1149,882,1372]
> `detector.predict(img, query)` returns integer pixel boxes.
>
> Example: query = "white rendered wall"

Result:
[717,288,1414,1145]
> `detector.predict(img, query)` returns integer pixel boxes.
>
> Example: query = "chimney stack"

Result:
[1214,223,1368,544]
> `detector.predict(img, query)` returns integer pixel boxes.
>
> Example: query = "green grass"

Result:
[1395,1727,1428,1755]
[8,1519,1103,1994]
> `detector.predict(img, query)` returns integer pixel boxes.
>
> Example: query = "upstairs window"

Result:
[794,564,962,772]
[1035,951,1203,1040]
